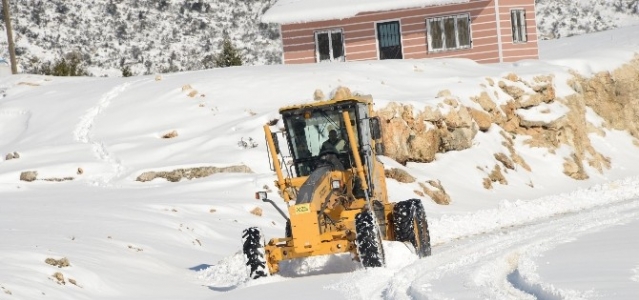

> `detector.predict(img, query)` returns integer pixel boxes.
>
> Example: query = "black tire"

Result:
[393,199,431,258]
[242,227,269,279]
[355,211,386,268]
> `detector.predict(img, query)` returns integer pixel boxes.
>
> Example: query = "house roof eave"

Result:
[261,0,470,24]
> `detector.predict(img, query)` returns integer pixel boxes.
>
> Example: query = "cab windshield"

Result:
[284,106,358,176]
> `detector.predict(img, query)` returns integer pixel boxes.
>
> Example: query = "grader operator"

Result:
[242,95,431,279]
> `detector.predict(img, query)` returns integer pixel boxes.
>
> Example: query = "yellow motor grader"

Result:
[242,95,431,279]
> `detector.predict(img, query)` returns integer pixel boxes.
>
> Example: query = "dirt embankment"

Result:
[377,56,639,199]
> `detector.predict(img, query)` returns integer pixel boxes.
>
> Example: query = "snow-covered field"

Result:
[1,24,639,299]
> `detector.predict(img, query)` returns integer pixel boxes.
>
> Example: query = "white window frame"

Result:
[426,13,471,53]
[314,29,345,63]
[511,9,528,43]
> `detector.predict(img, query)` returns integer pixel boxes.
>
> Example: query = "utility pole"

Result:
[2,0,18,74]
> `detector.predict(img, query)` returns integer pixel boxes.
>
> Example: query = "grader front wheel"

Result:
[241,227,269,279]
[393,199,431,257]
[355,211,386,268]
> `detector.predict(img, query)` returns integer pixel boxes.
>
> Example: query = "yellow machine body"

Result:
[259,96,395,274]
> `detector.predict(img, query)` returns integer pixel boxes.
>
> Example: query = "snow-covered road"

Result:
[208,186,639,300]
[368,198,639,300]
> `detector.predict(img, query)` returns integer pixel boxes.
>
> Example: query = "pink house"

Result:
[261,0,539,64]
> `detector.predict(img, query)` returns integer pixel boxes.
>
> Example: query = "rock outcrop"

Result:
[375,56,639,202]
[136,165,253,182]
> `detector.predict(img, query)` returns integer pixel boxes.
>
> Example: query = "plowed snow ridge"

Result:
[333,180,639,300]
[203,177,639,299]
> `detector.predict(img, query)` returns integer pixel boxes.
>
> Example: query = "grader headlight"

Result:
[331,180,341,190]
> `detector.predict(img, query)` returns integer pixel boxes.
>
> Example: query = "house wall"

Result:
[497,0,539,62]
[279,0,538,64]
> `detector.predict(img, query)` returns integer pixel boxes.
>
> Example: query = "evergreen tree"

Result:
[214,37,243,68]
[35,51,90,76]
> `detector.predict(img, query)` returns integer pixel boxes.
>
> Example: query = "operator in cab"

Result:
[320,129,346,154]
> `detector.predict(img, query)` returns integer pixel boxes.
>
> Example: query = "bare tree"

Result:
[2,0,17,74]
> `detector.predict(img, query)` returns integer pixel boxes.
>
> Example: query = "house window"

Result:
[426,14,471,52]
[376,21,403,59]
[511,9,527,43]
[315,29,344,62]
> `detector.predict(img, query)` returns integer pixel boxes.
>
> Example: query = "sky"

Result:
[1,24,639,299]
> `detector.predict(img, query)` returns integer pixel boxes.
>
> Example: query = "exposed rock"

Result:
[68,278,79,287]
[77,167,84,175]
[437,89,452,98]
[422,106,442,122]
[563,153,589,180]
[519,91,550,108]
[518,113,567,129]
[181,84,193,91]
[378,103,440,164]
[52,272,65,285]
[483,164,507,189]
[576,57,639,140]
[162,130,178,139]
[519,127,558,150]
[408,130,440,162]
[439,126,476,152]
[504,73,519,82]
[443,105,473,128]
[20,171,38,182]
[384,168,416,183]
[136,165,253,182]
[472,91,498,113]
[313,89,325,101]
[483,178,493,189]
[468,108,492,131]
[443,97,459,108]
[250,207,263,216]
[187,90,198,97]
[499,101,521,133]
[12,151,20,159]
[331,86,352,100]
[500,131,532,171]
[369,57,638,187]
[419,180,451,205]
[5,153,13,160]
[499,81,526,100]
[45,257,70,268]
[42,177,74,182]
[494,153,515,170]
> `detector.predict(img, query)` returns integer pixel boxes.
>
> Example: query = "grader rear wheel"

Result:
[355,211,386,268]
[393,199,431,257]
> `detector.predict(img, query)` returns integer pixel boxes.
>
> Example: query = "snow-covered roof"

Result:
[261,0,470,24]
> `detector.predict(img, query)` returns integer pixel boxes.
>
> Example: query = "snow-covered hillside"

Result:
[1,0,639,76]
[0,0,281,76]
[535,0,639,39]
[1,21,639,299]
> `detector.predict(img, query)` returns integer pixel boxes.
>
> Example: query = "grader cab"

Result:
[242,95,431,278]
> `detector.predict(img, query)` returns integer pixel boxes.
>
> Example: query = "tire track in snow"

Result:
[0,109,31,148]
[328,179,639,300]
[632,266,639,283]
[73,79,146,186]
[381,199,639,300]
